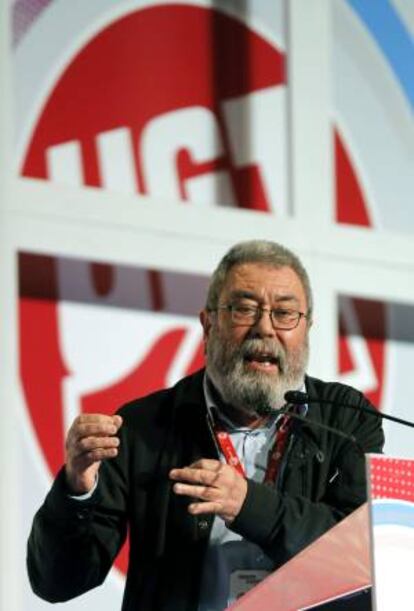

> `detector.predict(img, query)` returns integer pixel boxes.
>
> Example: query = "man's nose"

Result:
[251,309,277,337]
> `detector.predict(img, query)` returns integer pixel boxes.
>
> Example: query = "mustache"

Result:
[237,339,287,370]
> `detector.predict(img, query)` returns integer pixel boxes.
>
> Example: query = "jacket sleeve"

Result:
[230,390,385,567]
[27,430,129,602]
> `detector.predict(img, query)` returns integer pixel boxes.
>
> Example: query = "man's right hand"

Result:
[65,414,123,495]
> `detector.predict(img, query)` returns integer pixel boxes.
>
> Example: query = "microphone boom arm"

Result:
[284,390,414,430]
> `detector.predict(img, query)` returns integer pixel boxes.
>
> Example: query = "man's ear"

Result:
[199,309,212,341]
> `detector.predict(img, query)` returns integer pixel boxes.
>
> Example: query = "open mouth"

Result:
[244,352,280,370]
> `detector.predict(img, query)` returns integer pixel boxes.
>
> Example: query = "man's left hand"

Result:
[169,459,248,523]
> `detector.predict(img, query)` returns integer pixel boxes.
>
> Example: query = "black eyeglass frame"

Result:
[208,304,309,330]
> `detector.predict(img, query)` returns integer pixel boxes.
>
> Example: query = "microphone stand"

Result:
[284,391,414,430]
[257,403,358,446]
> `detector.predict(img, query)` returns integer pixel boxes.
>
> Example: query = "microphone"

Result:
[256,403,285,417]
[256,400,358,445]
[284,390,308,405]
[284,390,414,430]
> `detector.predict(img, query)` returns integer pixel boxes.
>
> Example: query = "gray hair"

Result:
[206,240,313,316]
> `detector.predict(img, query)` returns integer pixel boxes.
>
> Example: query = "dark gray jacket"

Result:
[27,370,384,610]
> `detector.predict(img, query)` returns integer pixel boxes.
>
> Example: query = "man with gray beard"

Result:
[28,240,384,611]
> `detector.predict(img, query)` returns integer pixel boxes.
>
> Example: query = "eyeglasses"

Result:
[211,304,309,330]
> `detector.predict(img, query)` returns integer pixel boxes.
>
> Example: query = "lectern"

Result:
[228,455,414,610]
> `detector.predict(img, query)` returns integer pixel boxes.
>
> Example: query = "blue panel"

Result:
[347,0,414,107]
[372,500,414,528]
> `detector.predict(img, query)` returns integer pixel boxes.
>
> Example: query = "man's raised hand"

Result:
[65,414,123,495]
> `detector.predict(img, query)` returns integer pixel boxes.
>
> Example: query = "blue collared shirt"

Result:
[198,377,292,610]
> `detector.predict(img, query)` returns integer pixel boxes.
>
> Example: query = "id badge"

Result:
[229,569,270,601]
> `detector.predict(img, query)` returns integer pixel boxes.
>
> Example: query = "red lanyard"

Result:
[211,413,292,484]
[263,414,291,484]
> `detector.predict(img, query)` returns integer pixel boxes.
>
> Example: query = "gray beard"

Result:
[205,332,309,417]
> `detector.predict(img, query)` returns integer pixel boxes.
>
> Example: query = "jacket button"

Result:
[198,519,209,531]
[316,450,325,463]
[76,509,89,520]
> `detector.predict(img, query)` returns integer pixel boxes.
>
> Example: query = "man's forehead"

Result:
[224,262,301,286]
[219,262,307,304]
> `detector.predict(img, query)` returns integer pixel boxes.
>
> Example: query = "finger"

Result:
[188,459,223,472]
[72,446,119,466]
[70,414,123,434]
[71,422,119,441]
[67,424,117,445]
[172,483,219,501]
[67,416,123,447]
[74,435,120,454]
[187,501,223,516]
[169,467,219,487]
[112,415,123,429]
[75,414,119,425]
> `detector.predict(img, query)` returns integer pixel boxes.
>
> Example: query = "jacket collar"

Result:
[291,375,326,448]
[172,368,218,459]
